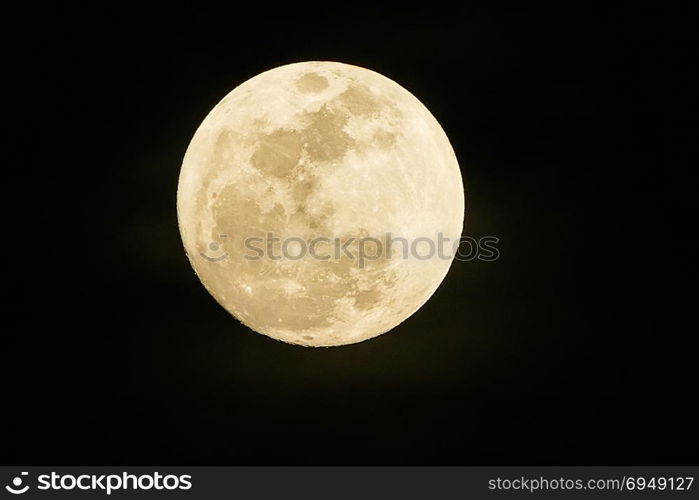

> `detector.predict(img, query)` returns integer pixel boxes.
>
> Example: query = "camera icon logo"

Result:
[5,472,29,495]
[200,234,229,262]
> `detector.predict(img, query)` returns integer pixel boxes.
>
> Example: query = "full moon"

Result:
[177,61,464,347]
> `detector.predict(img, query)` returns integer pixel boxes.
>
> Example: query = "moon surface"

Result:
[177,61,464,347]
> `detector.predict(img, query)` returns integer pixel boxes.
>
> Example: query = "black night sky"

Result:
[4,1,696,465]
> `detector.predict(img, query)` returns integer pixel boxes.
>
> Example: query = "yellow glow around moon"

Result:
[177,61,464,347]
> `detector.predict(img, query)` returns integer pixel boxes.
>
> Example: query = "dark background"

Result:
[4,1,695,464]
